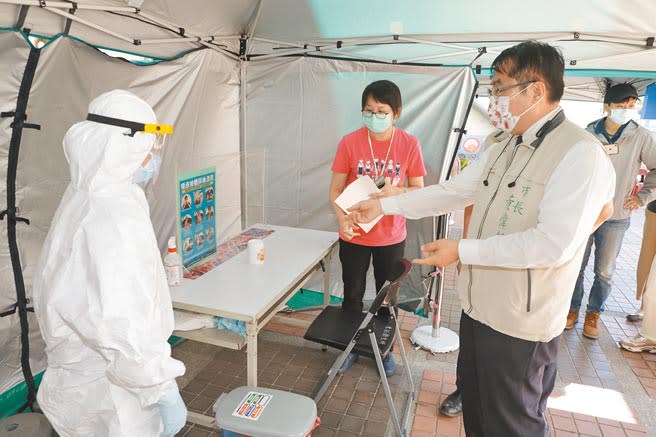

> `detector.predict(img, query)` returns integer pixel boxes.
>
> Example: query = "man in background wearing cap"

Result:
[566,83,656,339]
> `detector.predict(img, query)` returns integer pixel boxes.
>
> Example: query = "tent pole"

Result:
[249,37,393,61]
[251,37,304,49]
[320,50,391,64]
[44,7,134,44]
[578,32,651,46]
[397,36,484,52]
[137,36,236,45]
[196,42,240,61]
[0,0,137,12]
[571,47,654,68]
[398,48,480,64]
[245,0,263,55]
[240,61,247,229]
[135,11,241,61]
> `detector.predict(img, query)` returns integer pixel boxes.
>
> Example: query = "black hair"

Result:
[361,80,402,115]
[491,41,565,102]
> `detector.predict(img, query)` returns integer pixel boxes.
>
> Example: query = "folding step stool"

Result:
[304,259,415,436]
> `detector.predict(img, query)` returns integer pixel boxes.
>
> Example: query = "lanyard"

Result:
[367,127,395,178]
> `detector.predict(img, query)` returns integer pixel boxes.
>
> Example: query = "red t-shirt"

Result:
[332,126,426,246]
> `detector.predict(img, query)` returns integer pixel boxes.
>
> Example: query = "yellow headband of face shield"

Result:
[87,113,174,137]
[143,123,174,135]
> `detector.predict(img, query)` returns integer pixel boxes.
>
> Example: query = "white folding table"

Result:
[170,224,338,389]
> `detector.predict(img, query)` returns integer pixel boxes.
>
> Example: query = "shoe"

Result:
[565,309,579,330]
[439,389,462,417]
[619,334,656,353]
[582,311,601,339]
[338,353,358,374]
[626,312,644,322]
[382,353,396,377]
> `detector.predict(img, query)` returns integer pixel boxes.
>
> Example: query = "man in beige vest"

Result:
[439,129,511,418]
[349,41,615,436]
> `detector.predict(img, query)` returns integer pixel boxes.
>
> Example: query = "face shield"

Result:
[86,113,174,183]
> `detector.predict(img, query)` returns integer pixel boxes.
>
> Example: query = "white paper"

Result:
[335,177,383,233]
[173,309,215,331]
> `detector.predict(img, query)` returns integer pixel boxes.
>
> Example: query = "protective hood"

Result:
[64,89,157,192]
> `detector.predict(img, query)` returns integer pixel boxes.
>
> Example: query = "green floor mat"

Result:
[0,372,44,419]
[285,289,342,310]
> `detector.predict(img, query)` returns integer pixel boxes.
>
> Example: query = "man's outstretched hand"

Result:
[413,239,460,267]
[348,198,383,224]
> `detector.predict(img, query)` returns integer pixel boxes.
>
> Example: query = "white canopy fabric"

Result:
[0,0,655,414]
[1,0,655,81]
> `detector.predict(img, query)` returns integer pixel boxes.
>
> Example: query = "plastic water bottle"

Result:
[164,236,183,286]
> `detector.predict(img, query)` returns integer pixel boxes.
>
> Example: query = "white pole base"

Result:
[410,325,459,354]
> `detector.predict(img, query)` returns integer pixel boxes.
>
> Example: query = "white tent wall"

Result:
[0,33,241,397]
[245,57,476,300]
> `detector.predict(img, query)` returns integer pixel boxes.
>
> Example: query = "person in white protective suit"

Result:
[32,89,187,437]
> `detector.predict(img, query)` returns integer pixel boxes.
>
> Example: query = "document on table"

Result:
[334,177,383,233]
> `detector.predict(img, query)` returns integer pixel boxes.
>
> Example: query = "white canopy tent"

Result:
[0,0,654,416]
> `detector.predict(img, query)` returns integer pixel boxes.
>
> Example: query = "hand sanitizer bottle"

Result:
[164,236,183,286]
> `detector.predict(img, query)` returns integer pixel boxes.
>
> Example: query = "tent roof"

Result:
[0,0,655,97]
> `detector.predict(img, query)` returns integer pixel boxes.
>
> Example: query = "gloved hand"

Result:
[158,384,187,437]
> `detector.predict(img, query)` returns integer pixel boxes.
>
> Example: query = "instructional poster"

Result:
[178,167,217,267]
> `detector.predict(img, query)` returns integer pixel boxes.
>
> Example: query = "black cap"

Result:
[604,83,639,104]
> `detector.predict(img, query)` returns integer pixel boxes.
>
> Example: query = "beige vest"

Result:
[458,119,598,342]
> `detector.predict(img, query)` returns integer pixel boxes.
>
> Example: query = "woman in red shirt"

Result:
[329,80,426,375]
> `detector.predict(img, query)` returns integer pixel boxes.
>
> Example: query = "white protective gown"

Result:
[32,90,185,437]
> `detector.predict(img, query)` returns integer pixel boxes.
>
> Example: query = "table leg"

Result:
[323,250,332,306]
[322,250,332,352]
[246,322,258,387]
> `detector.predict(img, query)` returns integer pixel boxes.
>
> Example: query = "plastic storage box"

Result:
[214,386,320,437]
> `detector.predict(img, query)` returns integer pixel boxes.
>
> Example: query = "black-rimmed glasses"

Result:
[362,110,391,119]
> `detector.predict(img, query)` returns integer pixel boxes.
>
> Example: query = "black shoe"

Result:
[439,389,462,417]
[626,312,644,322]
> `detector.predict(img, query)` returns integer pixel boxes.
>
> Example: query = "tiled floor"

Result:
[172,208,656,436]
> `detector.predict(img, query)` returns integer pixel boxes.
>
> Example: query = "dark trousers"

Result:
[458,312,559,437]
[339,238,405,314]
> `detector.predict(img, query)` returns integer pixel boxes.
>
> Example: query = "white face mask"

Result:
[487,83,542,132]
[609,108,637,125]
[132,151,162,184]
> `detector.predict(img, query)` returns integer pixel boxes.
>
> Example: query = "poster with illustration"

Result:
[456,135,487,170]
[177,167,217,267]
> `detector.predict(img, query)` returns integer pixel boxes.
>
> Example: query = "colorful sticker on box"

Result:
[232,391,272,421]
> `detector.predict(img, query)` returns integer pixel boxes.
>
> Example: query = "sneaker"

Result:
[565,309,579,330]
[582,311,601,339]
[382,353,396,377]
[338,353,358,374]
[620,334,656,353]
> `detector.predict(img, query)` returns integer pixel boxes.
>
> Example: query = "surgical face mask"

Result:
[487,84,542,132]
[609,108,637,125]
[363,112,393,133]
[132,151,161,184]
